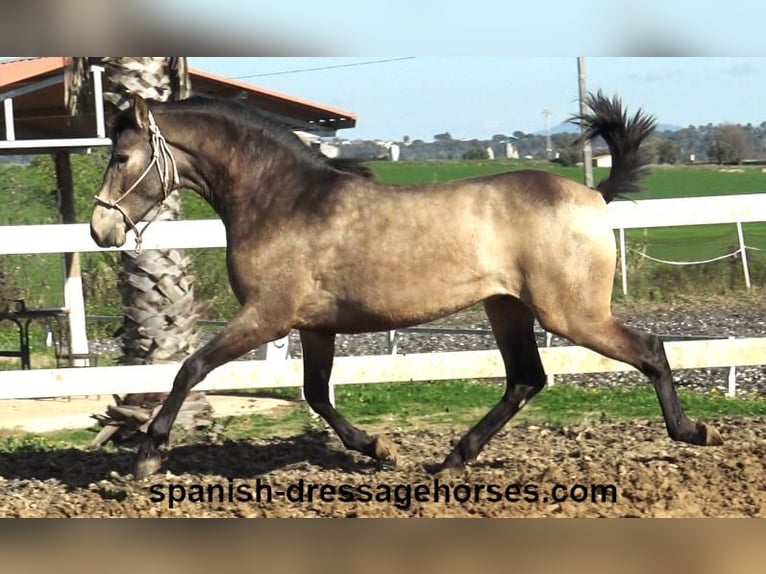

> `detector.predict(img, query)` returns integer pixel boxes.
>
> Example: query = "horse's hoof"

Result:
[372,435,399,465]
[703,424,724,446]
[135,447,163,480]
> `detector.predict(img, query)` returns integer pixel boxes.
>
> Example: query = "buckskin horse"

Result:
[90,91,723,479]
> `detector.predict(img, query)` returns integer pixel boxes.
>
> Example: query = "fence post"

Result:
[387,330,398,354]
[90,65,106,138]
[618,228,628,296]
[3,98,15,141]
[263,336,290,361]
[736,221,751,290]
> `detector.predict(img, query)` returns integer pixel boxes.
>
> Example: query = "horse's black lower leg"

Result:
[435,296,546,473]
[621,325,722,445]
[135,309,284,479]
[561,319,722,447]
[299,329,397,463]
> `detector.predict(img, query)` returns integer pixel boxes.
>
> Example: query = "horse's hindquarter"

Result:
[293,171,599,332]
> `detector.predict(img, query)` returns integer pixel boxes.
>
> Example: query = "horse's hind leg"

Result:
[434,295,546,473]
[549,316,723,447]
[299,329,398,464]
[526,216,721,448]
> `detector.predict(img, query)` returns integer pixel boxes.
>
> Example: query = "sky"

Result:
[4,1,765,143]
[189,58,766,142]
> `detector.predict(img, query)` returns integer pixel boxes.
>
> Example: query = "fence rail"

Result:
[0,337,763,400]
[1,193,765,256]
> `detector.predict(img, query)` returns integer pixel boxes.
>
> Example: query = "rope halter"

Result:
[94,111,180,253]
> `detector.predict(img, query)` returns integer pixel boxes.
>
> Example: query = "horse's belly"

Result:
[302,271,506,333]
[296,210,520,331]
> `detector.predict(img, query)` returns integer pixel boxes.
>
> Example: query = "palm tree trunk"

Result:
[67,57,211,444]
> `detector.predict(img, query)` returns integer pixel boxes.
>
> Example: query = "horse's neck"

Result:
[163,115,240,211]
[162,111,322,223]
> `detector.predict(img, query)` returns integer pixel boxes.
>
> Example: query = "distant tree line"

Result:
[5,122,763,167]
[334,122,766,165]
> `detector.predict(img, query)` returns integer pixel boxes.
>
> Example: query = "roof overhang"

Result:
[189,68,356,133]
[0,57,357,154]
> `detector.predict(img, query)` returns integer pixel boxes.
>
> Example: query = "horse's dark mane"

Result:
[114,95,374,180]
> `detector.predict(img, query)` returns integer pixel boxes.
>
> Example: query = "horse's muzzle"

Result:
[90,205,127,248]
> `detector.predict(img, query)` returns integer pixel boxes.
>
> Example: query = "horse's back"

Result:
[476,169,605,208]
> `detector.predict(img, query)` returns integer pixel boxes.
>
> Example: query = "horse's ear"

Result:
[130,95,150,130]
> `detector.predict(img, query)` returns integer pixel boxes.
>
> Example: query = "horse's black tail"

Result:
[572,90,656,203]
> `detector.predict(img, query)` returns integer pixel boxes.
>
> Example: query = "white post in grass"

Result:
[387,330,398,354]
[619,228,628,296]
[736,221,751,290]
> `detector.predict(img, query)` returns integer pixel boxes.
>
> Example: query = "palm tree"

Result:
[0,257,18,314]
[67,57,210,444]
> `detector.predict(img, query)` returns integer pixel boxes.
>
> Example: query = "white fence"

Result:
[0,337,764,400]
[1,193,765,401]
[607,193,766,294]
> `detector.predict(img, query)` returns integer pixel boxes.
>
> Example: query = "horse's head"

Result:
[90,95,179,249]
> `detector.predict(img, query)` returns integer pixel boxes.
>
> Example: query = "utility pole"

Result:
[578,57,594,187]
[542,109,552,159]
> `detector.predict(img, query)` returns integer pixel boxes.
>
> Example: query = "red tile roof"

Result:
[0,57,356,133]
[0,57,69,87]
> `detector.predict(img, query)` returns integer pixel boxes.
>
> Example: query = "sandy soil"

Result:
[0,417,763,517]
[0,394,290,433]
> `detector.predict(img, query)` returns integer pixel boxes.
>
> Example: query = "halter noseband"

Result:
[94,111,180,253]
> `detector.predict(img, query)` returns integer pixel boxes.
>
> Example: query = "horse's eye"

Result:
[113,153,129,164]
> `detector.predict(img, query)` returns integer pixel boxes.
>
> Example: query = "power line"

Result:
[231,57,416,79]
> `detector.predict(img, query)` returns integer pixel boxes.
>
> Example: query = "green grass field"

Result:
[3,381,765,451]
[367,158,765,195]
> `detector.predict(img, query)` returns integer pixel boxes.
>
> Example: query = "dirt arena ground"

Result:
[0,416,763,517]
[0,394,290,433]
[1,294,764,517]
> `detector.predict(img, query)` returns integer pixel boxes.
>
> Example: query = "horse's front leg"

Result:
[300,329,398,465]
[135,307,287,479]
